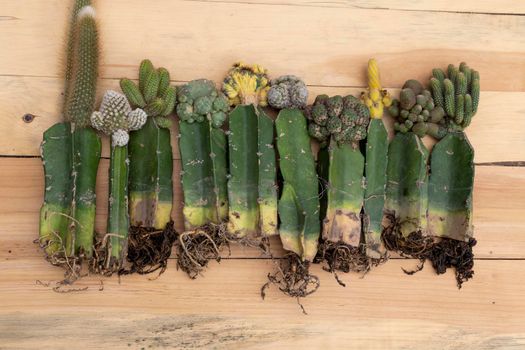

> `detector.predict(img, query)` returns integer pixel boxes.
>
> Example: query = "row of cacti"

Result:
[38,0,479,294]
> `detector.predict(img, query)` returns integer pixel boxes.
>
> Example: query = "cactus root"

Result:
[121,221,178,276]
[262,253,320,314]
[382,213,476,288]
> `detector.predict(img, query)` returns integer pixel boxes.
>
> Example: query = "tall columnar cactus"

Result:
[305,94,370,251]
[120,60,176,231]
[91,91,147,271]
[222,63,278,239]
[177,79,230,229]
[361,59,390,259]
[39,3,101,260]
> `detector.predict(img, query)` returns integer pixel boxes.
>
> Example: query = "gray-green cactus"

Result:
[39,2,101,260]
[91,90,147,271]
[178,79,230,230]
[121,60,176,231]
[267,75,308,109]
[388,79,447,139]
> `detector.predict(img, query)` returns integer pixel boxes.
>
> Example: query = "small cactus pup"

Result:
[39,1,101,272]
[176,79,231,278]
[425,62,479,287]
[263,98,321,302]
[120,60,177,275]
[90,90,147,273]
[388,79,447,139]
[306,93,371,277]
[222,63,278,242]
[360,58,391,261]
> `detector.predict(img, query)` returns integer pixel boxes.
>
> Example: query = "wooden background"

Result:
[1,1,525,349]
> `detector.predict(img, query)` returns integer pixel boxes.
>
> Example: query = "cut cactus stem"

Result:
[363,119,388,259]
[105,144,130,270]
[129,117,173,229]
[276,109,320,261]
[72,127,101,257]
[428,132,474,241]
[384,132,429,238]
[322,140,364,247]
[179,121,228,229]
[227,105,278,238]
[39,123,73,256]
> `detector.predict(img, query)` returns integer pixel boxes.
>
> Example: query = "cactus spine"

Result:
[276,109,320,261]
[39,2,101,260]
[222,64,278,239]
[178,79,230,229]
[361,59,389,259]
[122,60,176,230]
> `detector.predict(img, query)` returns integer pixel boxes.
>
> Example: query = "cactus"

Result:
[276,109,320,261]
[267,75,308,109]
[178,79,230,229]
[39,2,101,262]
[121,60,176,231]
[362,59,389,259]
[90,91,147,271]
[222,64,278,239]
[388,79,447,139]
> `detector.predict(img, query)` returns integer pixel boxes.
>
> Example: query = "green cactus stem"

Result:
[39,123,73,256]
[39,3,100,261]
[122,60,176,231]
[383,132,429,239]
[428,132,474,241]
[276,109,320,261]
[227,105,278,238]
[363,118,388,259]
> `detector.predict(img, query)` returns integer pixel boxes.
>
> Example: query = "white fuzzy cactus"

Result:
[91,90,147,146]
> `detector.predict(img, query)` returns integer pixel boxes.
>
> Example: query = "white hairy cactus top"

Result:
[77,6,96,20]
[91,90,147,146]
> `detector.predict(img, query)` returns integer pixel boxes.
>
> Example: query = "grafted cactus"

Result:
[222,63,278,239]
[178,79,230,229]
[39,2,101,261]
[267,75,308,109]
[91,90,147,271]
[121,60,176,231]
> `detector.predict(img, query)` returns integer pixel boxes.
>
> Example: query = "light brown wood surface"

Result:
[1,1,524,349]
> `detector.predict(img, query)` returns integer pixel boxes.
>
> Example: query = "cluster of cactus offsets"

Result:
[39,2,101,260]
[362,59,389,259]
[306,94,370,147]
[222,64,278,238]
[91,91,147,270]
[121,60,176,230]
[430,62,480,130]
[388,79,447,139]
[178,79,230,229]
[267,75,308,109]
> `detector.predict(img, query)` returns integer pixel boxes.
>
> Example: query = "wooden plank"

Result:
[0,258,524,349]
[2,76,525,162]
[1,158,523,260]
[1,1,524,91]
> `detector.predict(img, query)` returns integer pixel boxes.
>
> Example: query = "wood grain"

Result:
[0,258,524,349]
[1,158,523,260]
[2,76,525,162]
[1,1,524,90]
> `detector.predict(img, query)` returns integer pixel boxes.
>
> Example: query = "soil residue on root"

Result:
[121,221,178,277]
[262,253,320,314]
[176,223,230,279]
[382,213,476,288]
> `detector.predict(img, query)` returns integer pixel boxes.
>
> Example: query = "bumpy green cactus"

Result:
[39,2,101,260]
[267,75,308,109]
[388,79,447,139]
[276,109,320,261]
[430,62,480,131]
[384,132,429,238]
[91,91,147,271]
[121,60,176,230]
[178,79,230,229]
[222,64,278,239]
